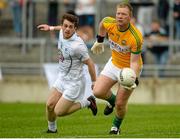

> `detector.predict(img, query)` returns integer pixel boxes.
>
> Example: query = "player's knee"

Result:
[93,85,106,98]
[93,89,104,99]
[46,101,55,112]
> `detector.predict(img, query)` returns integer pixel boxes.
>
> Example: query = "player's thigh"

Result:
[94,74,116,96]
[94,59,119,96]
[54,97,74,116]
[46,87,62,109]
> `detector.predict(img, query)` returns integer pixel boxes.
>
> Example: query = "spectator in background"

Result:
[146,20,169,76]
[75,0,96,43]
[25,0,36,38]
[136,0,155,34]
[0,0,7,36]
[157,0,169,30]
[48,0,59,39]
[9,0,22,38]
[173,0,180,40]
[63,0,76,13]
[0,0,7,16]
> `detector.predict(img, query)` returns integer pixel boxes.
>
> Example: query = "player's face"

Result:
[116,7,131,28]
[62,19,76,39]
[151,22,160,31]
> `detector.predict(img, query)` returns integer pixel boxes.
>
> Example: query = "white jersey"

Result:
[57,30,89,81]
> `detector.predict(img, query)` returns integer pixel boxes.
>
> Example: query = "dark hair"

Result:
[61,13,79,28]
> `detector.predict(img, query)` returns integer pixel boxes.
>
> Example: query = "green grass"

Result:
[0,103,180,138]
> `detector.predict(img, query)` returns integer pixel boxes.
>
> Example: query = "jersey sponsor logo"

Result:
[109,39,130,53]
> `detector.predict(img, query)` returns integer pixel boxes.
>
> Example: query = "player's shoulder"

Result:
[72,34,87,49]
[129,23,143,37]
[71,32,83,43]
[129,23,143,41]
[128,23,143,47]
[75,34,86,46]
[102,16,116,24]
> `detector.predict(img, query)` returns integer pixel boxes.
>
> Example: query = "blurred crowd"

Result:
[0,0,180,71]
[0,0,96,42]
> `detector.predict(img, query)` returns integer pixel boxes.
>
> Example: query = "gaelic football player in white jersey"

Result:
[37,13,97,133]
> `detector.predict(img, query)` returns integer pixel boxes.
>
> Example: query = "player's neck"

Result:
[118,23,130,32]
[63,32,75,40]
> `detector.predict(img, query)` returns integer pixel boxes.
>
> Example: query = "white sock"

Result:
[48,121,57,131]
[79,100,90,108]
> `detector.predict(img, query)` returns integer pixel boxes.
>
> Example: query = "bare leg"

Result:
[115,86,132,118]
[46,88,61,122]
[93,75,116,100]
[109,86,133,134]
[54,97,82,117]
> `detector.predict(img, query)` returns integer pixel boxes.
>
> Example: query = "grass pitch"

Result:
[0,103,180,138]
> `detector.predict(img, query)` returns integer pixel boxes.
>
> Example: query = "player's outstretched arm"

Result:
[37,24,61,31]
[91,20,106,55]
[37,24,50,31]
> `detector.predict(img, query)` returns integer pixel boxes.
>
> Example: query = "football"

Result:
[118,68,136,87]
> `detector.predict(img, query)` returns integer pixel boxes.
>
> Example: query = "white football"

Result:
[118,68,136,87]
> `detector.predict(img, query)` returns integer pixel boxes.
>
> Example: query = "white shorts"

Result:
[52,75,86,101]
[101,59,142,81]
[101,59,121,81]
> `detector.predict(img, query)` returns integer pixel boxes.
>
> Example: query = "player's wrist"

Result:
[96,35,105,43]
[49,26,55,31]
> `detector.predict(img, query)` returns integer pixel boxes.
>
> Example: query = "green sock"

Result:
[112,116,123,129]
[106,93,116,106]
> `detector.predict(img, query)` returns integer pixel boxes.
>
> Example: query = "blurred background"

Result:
[0,0,180,104]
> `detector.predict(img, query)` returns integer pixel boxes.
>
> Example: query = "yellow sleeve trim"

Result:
[129,25,142,52]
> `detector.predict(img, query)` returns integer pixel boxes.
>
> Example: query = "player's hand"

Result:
[37,24,50,31]
[91,41,104,55]
[121,78,139,91]
[121,83,137,91]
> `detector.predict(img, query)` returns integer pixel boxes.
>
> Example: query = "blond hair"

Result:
[116,2,133,17]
